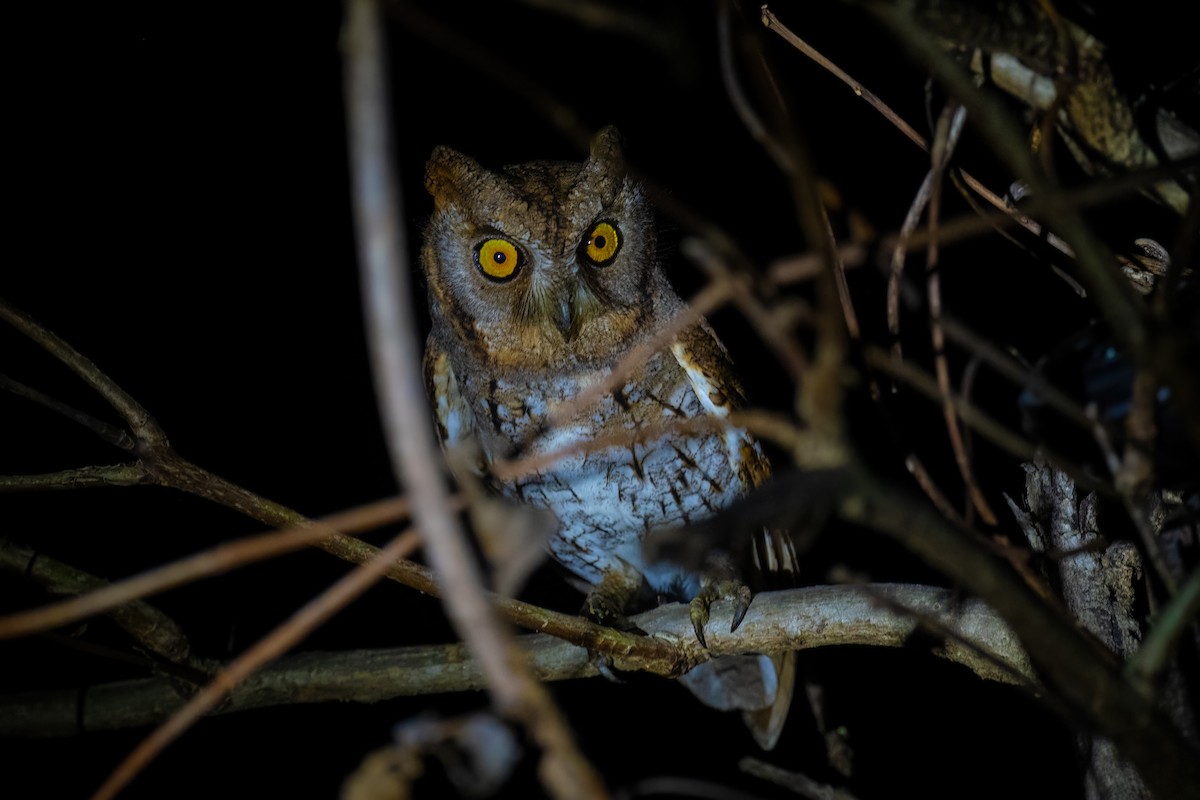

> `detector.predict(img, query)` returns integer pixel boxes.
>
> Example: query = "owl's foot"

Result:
[581,563,649,683]
[581,560,647,635]
[689,578,753,649]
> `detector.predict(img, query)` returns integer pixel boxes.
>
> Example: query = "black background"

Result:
[3,2,1195,798]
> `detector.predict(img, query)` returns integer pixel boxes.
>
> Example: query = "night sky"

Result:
[3,2,1195,798]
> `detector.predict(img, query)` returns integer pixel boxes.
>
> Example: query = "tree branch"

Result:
[0,584,1032,737]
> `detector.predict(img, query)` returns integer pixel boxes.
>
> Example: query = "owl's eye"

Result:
[580,221,621,266]
[474,238,524,282]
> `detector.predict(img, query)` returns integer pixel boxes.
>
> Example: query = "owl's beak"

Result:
[554,293,581,342]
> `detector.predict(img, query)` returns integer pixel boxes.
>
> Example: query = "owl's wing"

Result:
[668,322,771,487]
[423,339,487,476]
[668,322,797,575]
[669,321,800,750]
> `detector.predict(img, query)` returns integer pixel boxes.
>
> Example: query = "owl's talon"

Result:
[690,601,711,648]
[730,585,752,633]
[689,577,753,647]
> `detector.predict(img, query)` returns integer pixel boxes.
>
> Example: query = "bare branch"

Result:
[870,4,1200,454]
[0,496,410,641]
[0,464,153,492]
[840,464,1200,800]
[0,373,134,450]
[923,103,998,525]
[0,584,1034,737]
[90,528,421,800]
[0,539,193,664]
[0,298,166,447]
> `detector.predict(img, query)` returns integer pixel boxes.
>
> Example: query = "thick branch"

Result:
[0,584,1031,737]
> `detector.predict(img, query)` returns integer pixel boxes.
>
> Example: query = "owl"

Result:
[420,126,797,749]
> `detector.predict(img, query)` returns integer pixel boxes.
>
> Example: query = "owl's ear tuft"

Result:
[589,126,625,162]
[581,126,627,206]
[425,146,482,208]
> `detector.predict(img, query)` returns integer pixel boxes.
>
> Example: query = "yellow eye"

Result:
[475,238,523,282]
[581,221,621,266]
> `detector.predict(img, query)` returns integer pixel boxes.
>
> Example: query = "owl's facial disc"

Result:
[548,219,624,342]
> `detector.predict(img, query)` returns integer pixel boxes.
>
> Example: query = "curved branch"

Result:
[0,373,134,450]
[0,298,166,447]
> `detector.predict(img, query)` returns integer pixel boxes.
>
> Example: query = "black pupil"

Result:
[493,251,506,264]
[594,235,607,249]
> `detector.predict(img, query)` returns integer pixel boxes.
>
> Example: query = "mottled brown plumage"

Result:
[420,127,796,748]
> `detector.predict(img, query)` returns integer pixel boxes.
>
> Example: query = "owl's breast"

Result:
[462,355,751,593]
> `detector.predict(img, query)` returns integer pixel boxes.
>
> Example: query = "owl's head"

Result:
[422,126,665,371]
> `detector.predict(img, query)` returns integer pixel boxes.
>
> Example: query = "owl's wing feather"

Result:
[668,322,770,487]
[667,321,798,581]
[423,339,488,476]
[669,321,799,750]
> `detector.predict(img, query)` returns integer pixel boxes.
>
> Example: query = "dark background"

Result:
[3,1,1194,798]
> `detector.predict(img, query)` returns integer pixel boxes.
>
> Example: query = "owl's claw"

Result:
[689,579,754,649]
[690,604,709,649]
[730,586,752,632]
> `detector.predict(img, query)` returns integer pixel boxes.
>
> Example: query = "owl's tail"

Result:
[675,649,793,749]
[742,523,800,750]
[674,524,799,749]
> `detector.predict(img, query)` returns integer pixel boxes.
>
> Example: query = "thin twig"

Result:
[0,298,167,447]
[542,274,733,434]
[889,169,936,359]
[759,6,1077,263]
[0,539,194,664]
[1127,565,1200,695]
[871,4,1200,457]
[393,1,592,153]
[0,496,410,641]
[839,464,1200,800]
[938,315,1095,432]
[0,464,154,492]
[862,345,1106,495]
[761,6,924,150]
[0,373,135,450]
[516,0,678,57]
[904,455,967,527]
[718,0,795,173]
[722,6,848,438]
[767,242,867,285]
[924,103,997,524]
[684,238,810,377]
[496,408,814,484]
[90,528,421,800]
